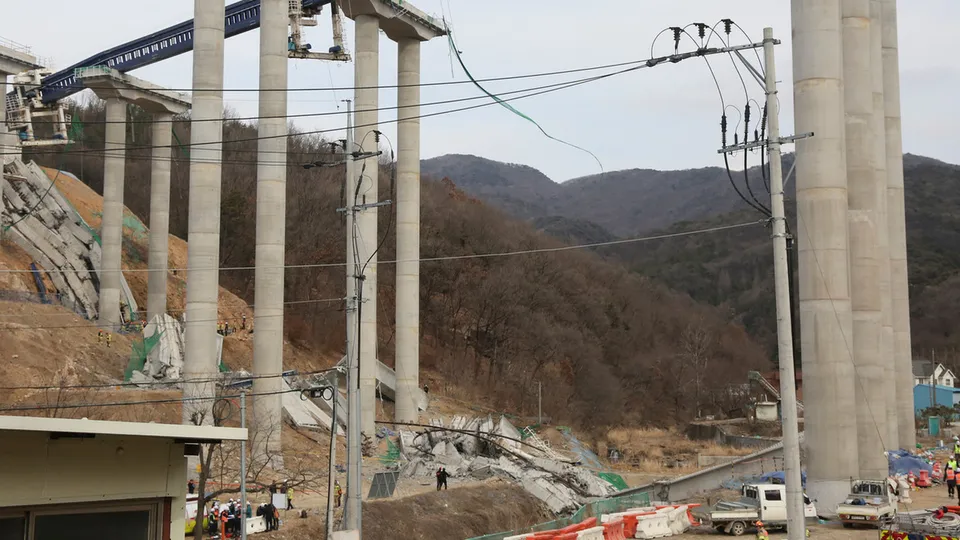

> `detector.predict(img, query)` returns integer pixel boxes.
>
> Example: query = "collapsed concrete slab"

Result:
[1,159,139,321]
[280,378,344,436]
[397,415,612,516]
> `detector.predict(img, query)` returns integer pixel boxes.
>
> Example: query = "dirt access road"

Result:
[677,485,954,539]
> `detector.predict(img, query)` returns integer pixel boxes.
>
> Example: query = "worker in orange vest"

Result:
[946,462,957,498]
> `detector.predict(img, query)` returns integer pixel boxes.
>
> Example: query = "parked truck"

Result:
[836,479,897,528]
[707,483,817,536]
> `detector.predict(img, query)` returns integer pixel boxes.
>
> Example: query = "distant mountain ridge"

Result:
[422,152,960,358]
[421,153,785,237]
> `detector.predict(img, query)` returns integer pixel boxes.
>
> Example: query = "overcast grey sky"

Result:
[4,1,959,181]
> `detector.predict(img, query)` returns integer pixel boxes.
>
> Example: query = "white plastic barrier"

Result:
[246,516,267,534]
[576,526,605,540]
[503,535,529,540]
[635,511,673,539]
[666,505,689,535]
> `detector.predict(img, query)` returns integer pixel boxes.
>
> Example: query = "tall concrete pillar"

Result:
[395,38,422,424]
[354,14,380,437]
[791,0,859,511]
[183,0,225,426]
[871,0,898,449]
[147,114,173,323]
[99,97,127,329]
[842,0,886,479]
[881,0,914,450]
[253,0,289,460]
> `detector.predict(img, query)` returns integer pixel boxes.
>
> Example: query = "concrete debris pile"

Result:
[129,314,224,384]
[130,314,186,382]
[0,160,115,318]
[398,416,613,514]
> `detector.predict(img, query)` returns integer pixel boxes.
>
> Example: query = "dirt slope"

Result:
[261,481,552,540]
[0,166,339,402]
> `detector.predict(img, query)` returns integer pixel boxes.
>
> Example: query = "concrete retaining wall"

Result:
[686,422,780,449]
[619,437,798,503]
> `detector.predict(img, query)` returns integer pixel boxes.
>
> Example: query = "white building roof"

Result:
[0,415,247,442]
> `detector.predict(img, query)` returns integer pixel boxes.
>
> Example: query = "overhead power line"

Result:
[0,368,336,392]
[0,386,323,413]
[0,305,343,331]
[9,41,766,159]
[55,56,652,95]
[0,221,763,276]
[27,70,630,127]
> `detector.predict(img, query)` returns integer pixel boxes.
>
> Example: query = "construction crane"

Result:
[5,0,347,145]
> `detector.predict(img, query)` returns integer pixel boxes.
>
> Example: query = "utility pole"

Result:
[538,381,542,425]
[338,100,386,536]
[931,350,937,407]
[718,27,809,540]
[342,100,362,533]
[240,390,247,540]
[326,370,339,537]
[761,27,805,540]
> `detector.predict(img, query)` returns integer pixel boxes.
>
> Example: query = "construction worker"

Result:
[755,521,768,540]
[953,436,960,460]
[241,313,246,330]
[946,464,956,498]
[105,332,112,348]
[334,480,343,507]
[97,329,103,344]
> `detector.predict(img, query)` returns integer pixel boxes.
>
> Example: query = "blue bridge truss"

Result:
[29,0,334,104]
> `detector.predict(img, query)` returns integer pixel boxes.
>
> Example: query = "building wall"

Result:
[913,384,960,415]
[0,431,187,540]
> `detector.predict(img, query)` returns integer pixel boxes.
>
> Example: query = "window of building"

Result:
[33,509,151,540]
[5,500,162,540]
[0,515,26,540]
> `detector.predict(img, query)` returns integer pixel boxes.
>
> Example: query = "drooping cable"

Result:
[445,29,604,172]
[672,25,769,216]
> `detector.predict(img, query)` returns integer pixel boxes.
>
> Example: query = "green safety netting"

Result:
[124,331,163,381]
[597,472,629,491]
[379,438,401,467]
[466,489,653,540]
[124,331,227,380]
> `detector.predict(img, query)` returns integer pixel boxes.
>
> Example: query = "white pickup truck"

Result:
[708,483,817,536]
[836,479,898,528]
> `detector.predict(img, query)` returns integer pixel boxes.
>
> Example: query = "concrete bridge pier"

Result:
[394,37,422,425]
[791,0,860,513]
[100,97,126,328]
[253,0,289,462]
[340,0,446,434]
[353,13,381,437]
[147,114,174,323]
[77,68,190,329]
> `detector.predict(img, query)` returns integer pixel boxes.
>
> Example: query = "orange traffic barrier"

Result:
[602,518,626,540]
[621,514,639,538]
[530,517,596,539]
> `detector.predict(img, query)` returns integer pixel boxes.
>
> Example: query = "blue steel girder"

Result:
[34,0,333,104]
